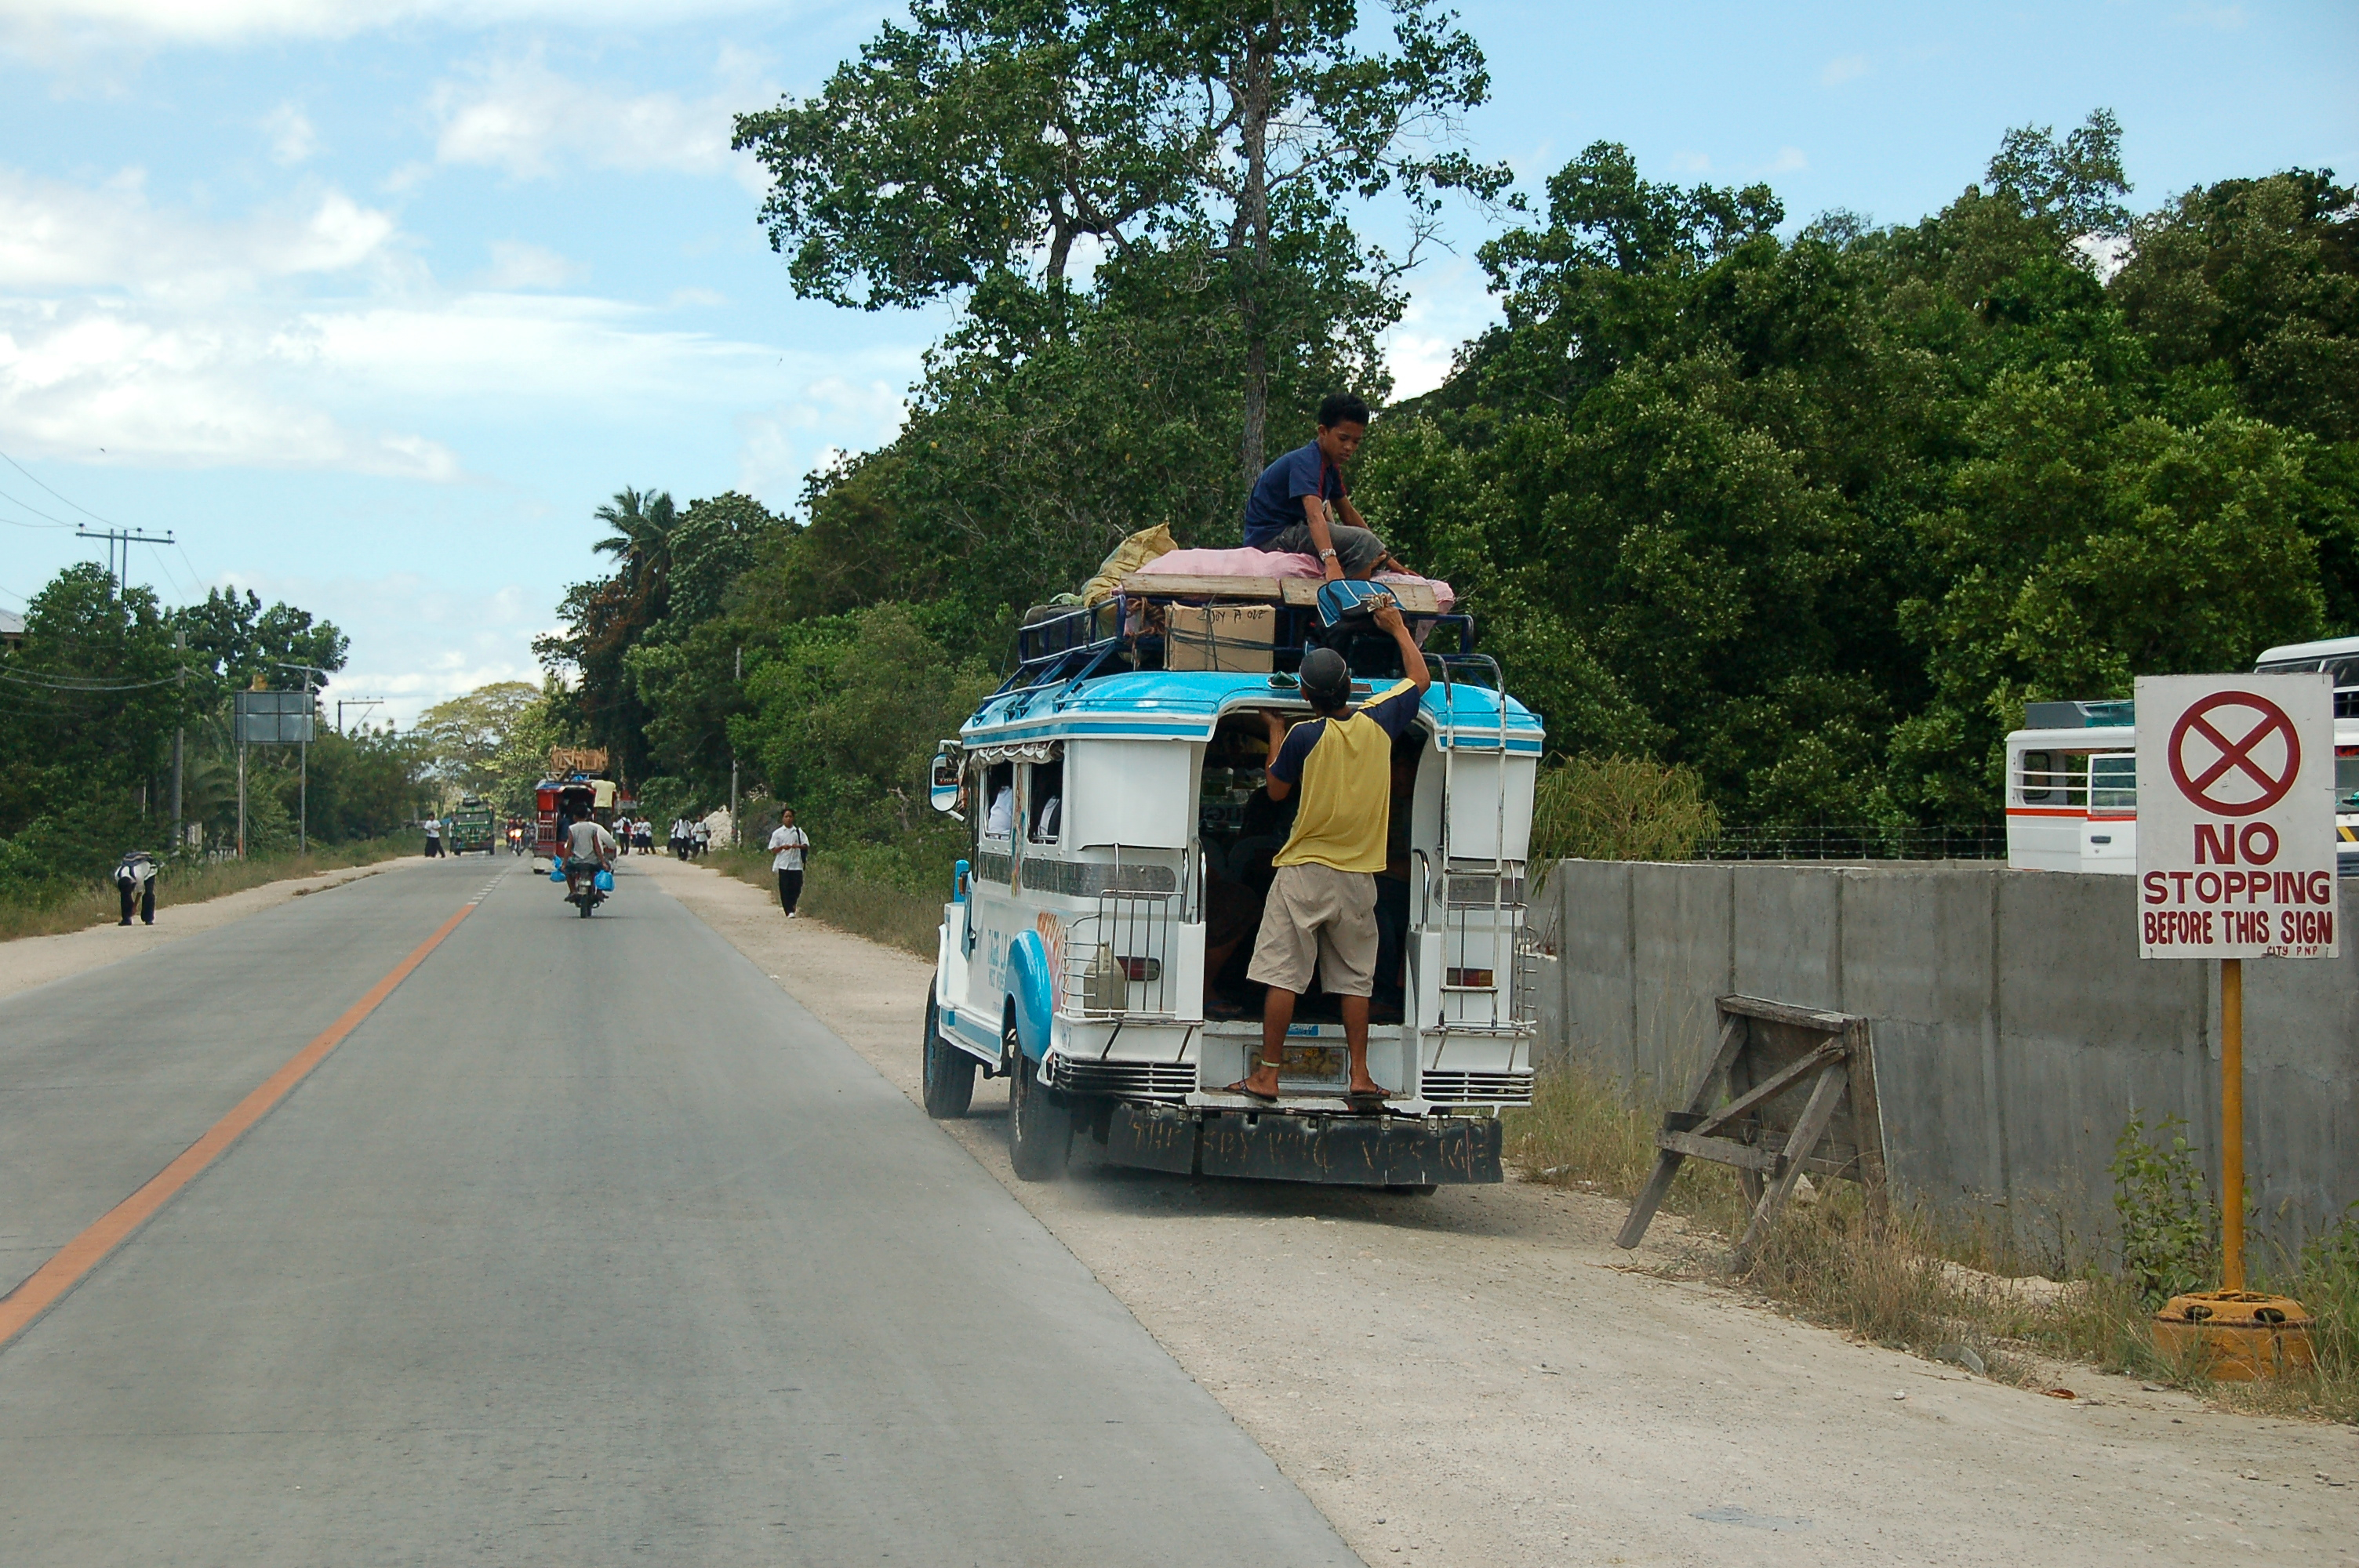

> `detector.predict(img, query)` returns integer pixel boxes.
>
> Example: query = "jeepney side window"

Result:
[1028,758,1064,844]
[2019,750,2053,803]
[982,762,1015,840]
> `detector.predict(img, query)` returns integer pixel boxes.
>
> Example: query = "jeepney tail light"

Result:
[1445,967,1496,989]
[1118,956,1161,982]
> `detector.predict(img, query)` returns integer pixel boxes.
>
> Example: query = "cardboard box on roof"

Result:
[1165,603,1274,673]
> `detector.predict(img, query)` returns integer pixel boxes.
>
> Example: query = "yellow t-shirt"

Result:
[1269,679,1423,873]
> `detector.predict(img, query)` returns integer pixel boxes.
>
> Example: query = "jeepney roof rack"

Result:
[994,575,1478,699]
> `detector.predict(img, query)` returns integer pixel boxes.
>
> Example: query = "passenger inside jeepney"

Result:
[1028,758,1063,842]
[1198,713,1424,1018]
[983,762,1015,840]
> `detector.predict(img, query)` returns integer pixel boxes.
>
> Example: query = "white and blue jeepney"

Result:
[922,577,1545,1187]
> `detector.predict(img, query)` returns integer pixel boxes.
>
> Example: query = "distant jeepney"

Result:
[924,575,1543,1189]
[2004,635,2359,876]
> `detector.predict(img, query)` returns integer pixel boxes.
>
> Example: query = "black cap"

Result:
[1299,647,1350,710]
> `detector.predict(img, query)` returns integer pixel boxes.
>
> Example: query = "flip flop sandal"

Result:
[1221,1059,1285,1102]
[1344,1088,1393,1115]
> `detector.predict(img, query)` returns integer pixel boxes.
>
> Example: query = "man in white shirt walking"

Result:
[768,808,811,917]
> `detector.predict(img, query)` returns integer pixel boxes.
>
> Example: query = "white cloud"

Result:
[2,1,791,47]
[482,239,583,289]
[1765,146,1808,175]
[262,101,316,165]
[429,49,768,191]
[0,299,464,477]
[0,166,402,298]
[0,160,880,477]
[1819,54,1870,86]
[1670,151,1713,174]
[1381,259,1497,403]
[736,378,910,504]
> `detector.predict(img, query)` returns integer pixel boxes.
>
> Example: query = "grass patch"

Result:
[704,848,943,958]
[1507,1059,2359,1421]
[0,838,416,942]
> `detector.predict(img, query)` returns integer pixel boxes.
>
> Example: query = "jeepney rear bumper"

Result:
[1092,1103,1503,1187]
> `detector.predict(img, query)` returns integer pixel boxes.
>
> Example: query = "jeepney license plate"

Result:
[1280,1045,1342,1080]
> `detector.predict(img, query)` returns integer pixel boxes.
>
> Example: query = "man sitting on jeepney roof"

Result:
[1241,392,1406,582]
[1227,597,1431,1108]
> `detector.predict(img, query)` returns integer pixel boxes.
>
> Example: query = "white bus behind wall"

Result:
[2005,635,2359,876]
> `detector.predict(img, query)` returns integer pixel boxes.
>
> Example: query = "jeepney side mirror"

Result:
[931,747,965,819]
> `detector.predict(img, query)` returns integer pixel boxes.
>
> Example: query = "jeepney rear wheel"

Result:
[1005,1008,1070,1182]
[921,991,976,1120]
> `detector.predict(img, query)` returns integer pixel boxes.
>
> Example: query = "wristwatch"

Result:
[1319,549,1338,560]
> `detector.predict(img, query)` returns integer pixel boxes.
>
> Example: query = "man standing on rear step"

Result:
[1241,392,1408,582]
[1227,599,1430,1108]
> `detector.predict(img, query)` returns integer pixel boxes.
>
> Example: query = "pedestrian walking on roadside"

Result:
[769,808,810,917]
[423,816,443,858]
[1226,597,1430,1107]
[671,817,693,859]
[114,850,157,926]
[636,818,654,855]
[692,819,711,858]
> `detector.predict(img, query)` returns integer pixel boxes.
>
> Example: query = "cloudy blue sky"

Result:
[2,0,2352,724]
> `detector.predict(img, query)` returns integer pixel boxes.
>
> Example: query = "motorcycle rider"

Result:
[562,815,620,902]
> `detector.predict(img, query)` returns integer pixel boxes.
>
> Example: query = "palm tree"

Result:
[592,488,680,600]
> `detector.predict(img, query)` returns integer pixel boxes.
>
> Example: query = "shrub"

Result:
[1529,753,1721,863]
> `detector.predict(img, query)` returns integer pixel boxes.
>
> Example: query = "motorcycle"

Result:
[552,859,615,917]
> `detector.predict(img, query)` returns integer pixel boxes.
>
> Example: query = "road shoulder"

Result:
[645,852,2359,1568]
[0,856,436,1005]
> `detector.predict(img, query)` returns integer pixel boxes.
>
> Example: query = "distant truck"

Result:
[2004,635,2359,876]
[532,774,616,866]
[447,797,499,856]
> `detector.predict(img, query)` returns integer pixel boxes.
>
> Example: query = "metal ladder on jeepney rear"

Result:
[1431,655,1525,1065]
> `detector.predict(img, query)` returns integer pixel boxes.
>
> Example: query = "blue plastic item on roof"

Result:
[594,868,614,892]
[1314,578,1392,630]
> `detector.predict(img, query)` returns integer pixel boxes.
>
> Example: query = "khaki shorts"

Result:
[1247,862,1379,997]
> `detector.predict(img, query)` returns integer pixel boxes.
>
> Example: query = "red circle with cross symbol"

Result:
[2167,691,2302,816]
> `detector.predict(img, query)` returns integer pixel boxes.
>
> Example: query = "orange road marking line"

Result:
[0,898,480,1352]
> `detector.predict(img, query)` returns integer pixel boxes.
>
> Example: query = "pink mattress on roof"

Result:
[1131,546,1455,611]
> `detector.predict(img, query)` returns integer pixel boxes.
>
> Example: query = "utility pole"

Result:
[172,629,187,851]
[730,644,742,848]
[74,527,174,597]
[336,697,383,734]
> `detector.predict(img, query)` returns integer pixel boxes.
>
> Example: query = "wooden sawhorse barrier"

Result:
[1616,995,1888,1265]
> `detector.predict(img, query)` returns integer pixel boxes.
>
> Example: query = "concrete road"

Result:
[0,858,1355,1565]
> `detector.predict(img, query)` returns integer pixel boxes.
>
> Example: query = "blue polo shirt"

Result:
[1242,441,1347,548]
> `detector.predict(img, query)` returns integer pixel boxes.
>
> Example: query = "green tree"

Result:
[413,681,548,803]
[173,586,349,705]
[736,0,1508,481]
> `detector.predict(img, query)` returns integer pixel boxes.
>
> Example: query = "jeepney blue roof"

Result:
[960,669,1545,753]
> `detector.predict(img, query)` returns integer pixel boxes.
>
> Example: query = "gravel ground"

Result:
[647,852,2359,1568]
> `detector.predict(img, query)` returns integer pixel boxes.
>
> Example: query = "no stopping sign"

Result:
[2135,673,2336,959]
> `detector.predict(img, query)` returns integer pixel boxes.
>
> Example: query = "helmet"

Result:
[1298,647,1351,710]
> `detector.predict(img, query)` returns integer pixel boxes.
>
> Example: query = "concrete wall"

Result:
[1532,862,2358,1253]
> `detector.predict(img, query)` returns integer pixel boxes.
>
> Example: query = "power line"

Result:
[0,668,188,692]
[0,488,75,529]
[0,441,124,529]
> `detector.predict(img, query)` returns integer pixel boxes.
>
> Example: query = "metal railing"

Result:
[1058,890,1182,1019]
[1694,824,2006,862]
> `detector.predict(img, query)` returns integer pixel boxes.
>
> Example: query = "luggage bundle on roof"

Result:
[1013,525,1470,689]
